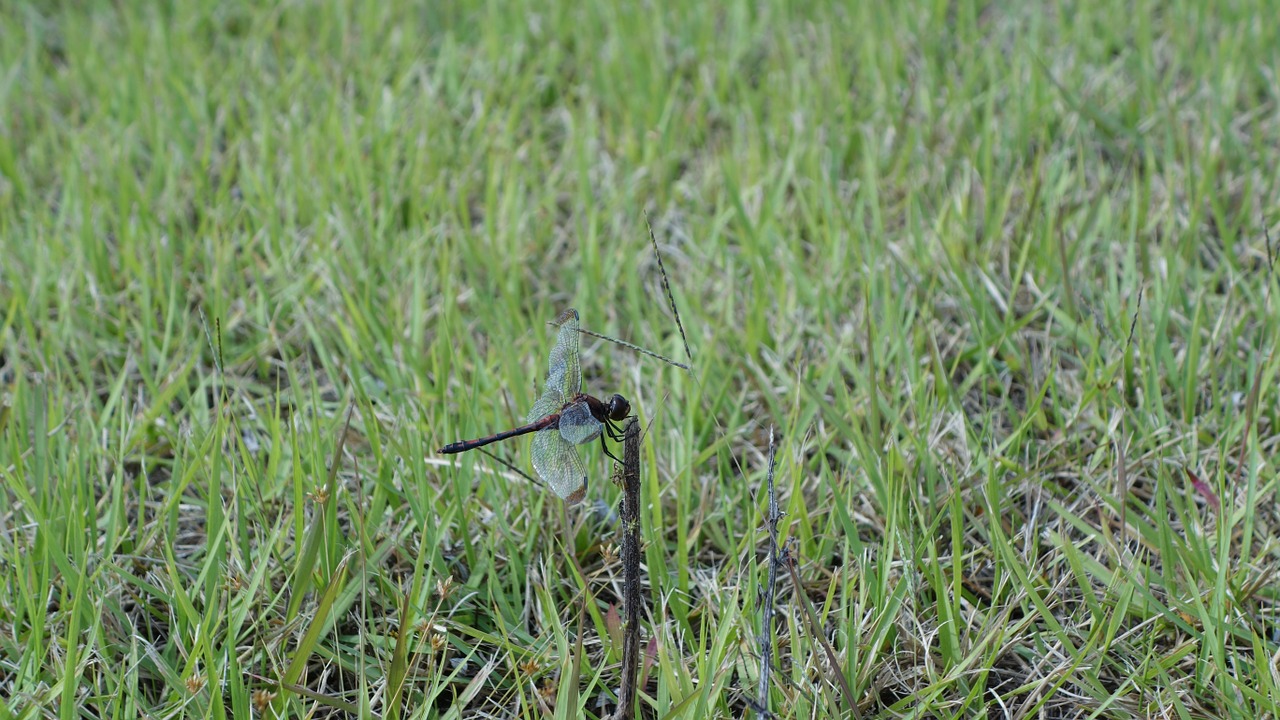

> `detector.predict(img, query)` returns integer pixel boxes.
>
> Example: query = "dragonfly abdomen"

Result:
[438,413,559,454]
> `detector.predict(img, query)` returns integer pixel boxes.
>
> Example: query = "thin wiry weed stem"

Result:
[645,211,694,366]
[551,215,694,372]
[756,426,781,719]
[572,326,690,371]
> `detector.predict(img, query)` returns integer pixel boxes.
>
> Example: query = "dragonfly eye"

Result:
[608,394,631,421]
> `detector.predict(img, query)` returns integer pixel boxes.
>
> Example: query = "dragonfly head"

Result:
[606,393,631,421]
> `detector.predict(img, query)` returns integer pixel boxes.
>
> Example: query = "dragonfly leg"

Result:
[600,432,623,465]
[605,419,626,442]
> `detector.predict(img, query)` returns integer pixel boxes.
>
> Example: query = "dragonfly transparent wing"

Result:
[527,384,564,424]
[530,427,588,503]
[527,308,581,423]
[557,400,603,446]
[546,308,582,398]
[525,307,591,503]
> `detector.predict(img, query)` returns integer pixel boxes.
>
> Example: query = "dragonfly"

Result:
[439,308,631,503]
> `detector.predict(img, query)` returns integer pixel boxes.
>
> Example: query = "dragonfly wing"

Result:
[526,384,564,424]
[530,427,588,503]
[557,400,603,446]
[547,308,582,397]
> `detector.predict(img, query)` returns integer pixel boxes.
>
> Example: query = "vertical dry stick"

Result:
[616,417,643,720]
[756,427,781,719]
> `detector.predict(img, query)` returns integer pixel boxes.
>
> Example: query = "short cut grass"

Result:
[1,0,1278,718]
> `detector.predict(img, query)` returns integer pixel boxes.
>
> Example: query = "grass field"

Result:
[3,1,1279,718]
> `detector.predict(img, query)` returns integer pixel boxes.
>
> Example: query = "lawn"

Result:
[2,1,1278,718]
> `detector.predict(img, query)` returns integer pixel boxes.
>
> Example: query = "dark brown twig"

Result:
[615,418,643,720]
[756,427,781,718]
